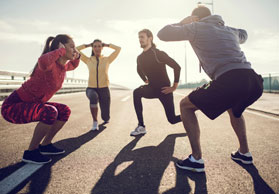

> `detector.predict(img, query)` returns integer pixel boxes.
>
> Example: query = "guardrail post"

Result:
[269,73,271,93]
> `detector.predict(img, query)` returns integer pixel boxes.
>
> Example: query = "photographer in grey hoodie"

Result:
[157,6,263,172]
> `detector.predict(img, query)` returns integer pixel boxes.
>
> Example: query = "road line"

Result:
[246,110,279,121]
[121,95,130,102]
[0,163,44,194]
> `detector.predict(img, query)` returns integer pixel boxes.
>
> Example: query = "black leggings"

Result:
[86,87,110,122]
[133,85,181,126]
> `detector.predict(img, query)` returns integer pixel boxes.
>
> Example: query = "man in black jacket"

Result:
[131,29,182,136]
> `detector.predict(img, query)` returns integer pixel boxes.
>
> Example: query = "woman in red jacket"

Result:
[1,34,80,164]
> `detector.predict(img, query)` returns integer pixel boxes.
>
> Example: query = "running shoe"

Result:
[176,155,205,172]
[39,143,65,155]
[130,125,146,136]
[231,150,253,164]
[22,149,51,164]
[91,121,99,131]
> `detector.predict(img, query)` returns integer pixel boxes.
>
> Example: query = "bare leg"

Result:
[28,122,52,150]
[228,109,249,153]
[90,105,98,122]
[41,120,66,145]
[180,97,202,160]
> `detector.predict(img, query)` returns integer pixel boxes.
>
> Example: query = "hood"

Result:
[200,15,224,26]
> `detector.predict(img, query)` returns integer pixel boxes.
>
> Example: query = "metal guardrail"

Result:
[261,73,279,93]
[0,70,88,84]
[0,70,88,101]
[0,70,129,101]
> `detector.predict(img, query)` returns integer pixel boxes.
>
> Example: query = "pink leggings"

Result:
[1,91,71,125]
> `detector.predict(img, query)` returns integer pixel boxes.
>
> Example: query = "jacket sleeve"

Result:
[157,50,181,83]
[228,27,248,44]
[66,58,80,71]
[107,44,121,64]
[38,48,66,71]
[157,23,196,42]
[76,44,90,64]
[137,57,147,82]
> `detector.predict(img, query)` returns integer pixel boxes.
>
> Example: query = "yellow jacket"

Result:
[76,44,121,88]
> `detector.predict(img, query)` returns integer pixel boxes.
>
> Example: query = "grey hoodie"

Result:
[157,15,252,80]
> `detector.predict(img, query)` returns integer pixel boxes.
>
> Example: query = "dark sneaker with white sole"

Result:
[39,144,65,155]
[22,149,51,164]
[231,150,253,164]
[176,155,205,172]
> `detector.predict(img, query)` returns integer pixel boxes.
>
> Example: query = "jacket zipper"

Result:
[96,57,99,88]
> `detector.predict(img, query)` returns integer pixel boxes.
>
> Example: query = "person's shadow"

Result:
[232,161,275,194]
[91,133,207,194]
[0,124,106,194]
[163,160,207,194]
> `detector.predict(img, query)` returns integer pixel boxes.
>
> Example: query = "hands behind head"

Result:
[87,42,108,47]
[179,16,199,25]
[102,43,109,47]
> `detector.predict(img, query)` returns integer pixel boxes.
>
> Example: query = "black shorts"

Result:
[188,69,263,120]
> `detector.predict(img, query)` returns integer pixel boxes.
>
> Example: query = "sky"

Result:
[0,0,278,89]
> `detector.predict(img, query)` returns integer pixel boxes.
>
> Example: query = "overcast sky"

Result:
[0,0,278,88]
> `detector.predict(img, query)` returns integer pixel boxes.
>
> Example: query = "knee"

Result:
[180,97,189,109]
[167,118,177,125]
[58,105,71,121]
[180,97,196,112]
[87,90,98,104]
[133,88,140,97]
[41,105,58,125]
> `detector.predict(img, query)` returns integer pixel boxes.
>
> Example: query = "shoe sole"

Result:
[176,163,205,172]
[22,158,52,164]
[130,132,146,136]
[40,151,65,155]
[231,156,253,164]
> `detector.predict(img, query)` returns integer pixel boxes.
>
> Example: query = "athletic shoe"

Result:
[130,125,146,136]
[22,149,51,164]
[231,150,253,164]
[39,144,65,155]
[91,121,99,131]
[176,155,205,172]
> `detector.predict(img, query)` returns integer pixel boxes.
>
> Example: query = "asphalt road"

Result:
[0,89,278,194]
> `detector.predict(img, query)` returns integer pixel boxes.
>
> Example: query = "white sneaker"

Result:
[130,125,146,136]
[91,121,99,131]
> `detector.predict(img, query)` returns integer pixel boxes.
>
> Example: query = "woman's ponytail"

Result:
[30,36,55,77]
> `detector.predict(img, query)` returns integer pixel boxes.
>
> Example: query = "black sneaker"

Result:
[231,150,253,164]
[22,149,51,164]
[39,144,65,155]
[176,155,205,172]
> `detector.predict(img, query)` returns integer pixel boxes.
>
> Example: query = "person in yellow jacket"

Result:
[77,39,121,130]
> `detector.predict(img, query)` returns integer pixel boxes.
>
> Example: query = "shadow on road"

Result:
[91,133,208,194]
[233,161,275,194]
[163,160,207,194]
[0,125,106,194]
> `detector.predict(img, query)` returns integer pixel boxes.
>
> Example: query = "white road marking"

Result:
[245,110,279,121]
[174,92,279,121]
[121,95,130,102]
[0,163,44,194]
